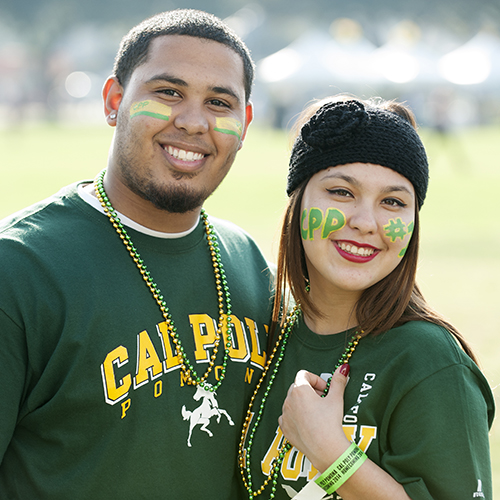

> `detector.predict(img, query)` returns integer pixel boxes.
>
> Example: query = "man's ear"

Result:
[102,76,124,126]
[238,102,254,150]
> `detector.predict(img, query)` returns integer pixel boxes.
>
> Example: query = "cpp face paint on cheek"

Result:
[130,100,171,121]
[214,117,243,139]
[301,207,346,240]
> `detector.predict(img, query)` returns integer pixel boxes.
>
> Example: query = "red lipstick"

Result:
[334,240,379,263]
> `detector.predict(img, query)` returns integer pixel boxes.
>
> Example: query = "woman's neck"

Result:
[303,287,360,335]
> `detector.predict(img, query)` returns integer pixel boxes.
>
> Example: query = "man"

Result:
[0,10,272,499]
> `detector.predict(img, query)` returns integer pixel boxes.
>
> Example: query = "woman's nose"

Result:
[348,204,378,234]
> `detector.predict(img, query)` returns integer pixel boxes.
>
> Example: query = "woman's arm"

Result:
[279,367,412,500]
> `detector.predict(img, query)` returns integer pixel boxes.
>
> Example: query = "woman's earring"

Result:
[305,279,310,293]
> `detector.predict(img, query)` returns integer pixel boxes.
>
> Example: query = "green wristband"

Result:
[315,443,367,494]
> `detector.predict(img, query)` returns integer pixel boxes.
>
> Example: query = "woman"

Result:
[238,97,494,500]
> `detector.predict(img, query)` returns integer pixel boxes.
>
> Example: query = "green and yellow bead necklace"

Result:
[94,169,232,391]
[238,306,361,499]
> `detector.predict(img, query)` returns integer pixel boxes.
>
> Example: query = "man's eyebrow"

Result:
[210,86,241,103]
[145,75,242,104]
[146,74,187,86]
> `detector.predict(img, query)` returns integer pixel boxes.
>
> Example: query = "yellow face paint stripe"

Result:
[214,117,243,139]
[130,100,171,121]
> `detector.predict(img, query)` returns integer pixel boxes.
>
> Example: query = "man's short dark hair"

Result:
[113,9,255,102]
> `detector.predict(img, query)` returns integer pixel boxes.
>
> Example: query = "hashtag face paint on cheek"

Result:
[383,217,414,258]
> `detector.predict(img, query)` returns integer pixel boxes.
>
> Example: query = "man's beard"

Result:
[114,136,213,213]
[122,168,210,213]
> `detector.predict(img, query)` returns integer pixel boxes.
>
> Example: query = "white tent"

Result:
[367,40,445,85]
[439,31,500,89]
[257,30,379,92]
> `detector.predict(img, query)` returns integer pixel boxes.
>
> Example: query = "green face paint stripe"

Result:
[301,209,308,240]
[213,127,240,138]
[321,208,346,239]
[383,217,408,242]
[398,221,414,258]
[214,117,243,139]
[308,208,323,240]
[130,110,170,121]
[130,100,171,121]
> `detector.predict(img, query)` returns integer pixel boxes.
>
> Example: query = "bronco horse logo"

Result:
[181,384,234,447]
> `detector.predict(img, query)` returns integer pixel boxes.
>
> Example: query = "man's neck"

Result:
[83,180,202,234]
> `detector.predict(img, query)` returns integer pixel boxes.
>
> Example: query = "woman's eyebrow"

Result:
[320,172,413,196]
[381,185,413,195]
[319,172,359,185]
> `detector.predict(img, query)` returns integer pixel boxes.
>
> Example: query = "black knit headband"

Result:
[287,100,429,208]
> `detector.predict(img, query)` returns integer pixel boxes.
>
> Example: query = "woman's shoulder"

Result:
[364,320,479,376]
[377,320,462,354]
[359,321,494,418]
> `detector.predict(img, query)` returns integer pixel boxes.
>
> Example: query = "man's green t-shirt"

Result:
[0,182,273,499]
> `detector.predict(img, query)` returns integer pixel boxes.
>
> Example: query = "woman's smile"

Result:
[334,240,379,262]
[301,163,416,297]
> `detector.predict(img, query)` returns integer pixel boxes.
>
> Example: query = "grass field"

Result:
[1,122,500,493]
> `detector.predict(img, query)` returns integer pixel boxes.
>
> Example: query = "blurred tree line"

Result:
[1,0,499,125]
[1,0,499,60]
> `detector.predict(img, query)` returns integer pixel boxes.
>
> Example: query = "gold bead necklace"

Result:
[94,169,233,391]
[238,306,361,498]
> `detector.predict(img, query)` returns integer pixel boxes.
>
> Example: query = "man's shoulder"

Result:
[209,216,260,250]
[209,215,250,236]
[208,215,274,277]
[0,182,86,237]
